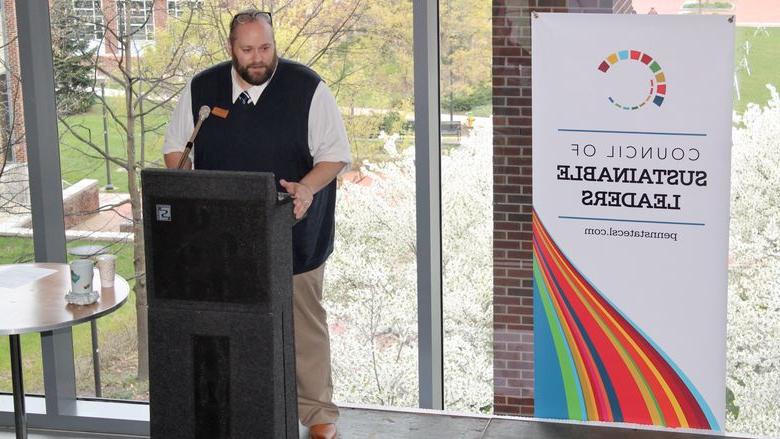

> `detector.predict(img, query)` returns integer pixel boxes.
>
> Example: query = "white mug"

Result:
[69,259,95,295]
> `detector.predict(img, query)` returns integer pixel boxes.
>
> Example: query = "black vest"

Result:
[190,59,336,274]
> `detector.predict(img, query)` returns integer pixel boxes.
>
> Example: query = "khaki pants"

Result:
[293,264,339,426]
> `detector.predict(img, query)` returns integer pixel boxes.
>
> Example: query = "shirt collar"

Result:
[231,64,277,105]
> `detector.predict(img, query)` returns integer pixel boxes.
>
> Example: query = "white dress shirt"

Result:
[163,66,352,171]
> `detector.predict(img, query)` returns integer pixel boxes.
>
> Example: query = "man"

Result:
[163,9,350,439]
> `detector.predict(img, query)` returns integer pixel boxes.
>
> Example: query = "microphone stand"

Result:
[176,142,194,169]
[178,106,211,169]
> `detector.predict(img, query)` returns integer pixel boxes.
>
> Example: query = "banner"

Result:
[531,14,733,430]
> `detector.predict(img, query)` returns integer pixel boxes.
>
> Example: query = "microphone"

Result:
[177,105,212,169]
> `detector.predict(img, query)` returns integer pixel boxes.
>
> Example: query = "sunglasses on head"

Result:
[231,10,273,28]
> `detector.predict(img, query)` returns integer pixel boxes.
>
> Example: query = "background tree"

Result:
[51,0,97,116]
[325,122,493,412]
[440,0,492,118]
[58,0,388,382]
[727,85,780,436]
[57,1,209,381]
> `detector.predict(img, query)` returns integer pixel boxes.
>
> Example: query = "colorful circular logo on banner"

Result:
[597,50,667,110]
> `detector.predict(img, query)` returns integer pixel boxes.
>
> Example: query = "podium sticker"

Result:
[156,204,172,222]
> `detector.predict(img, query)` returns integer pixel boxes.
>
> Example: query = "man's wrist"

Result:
[300,182,315,196]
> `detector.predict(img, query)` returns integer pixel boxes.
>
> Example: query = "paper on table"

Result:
[0,265,58,289]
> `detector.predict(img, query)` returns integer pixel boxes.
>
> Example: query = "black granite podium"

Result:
[141,169,298,439]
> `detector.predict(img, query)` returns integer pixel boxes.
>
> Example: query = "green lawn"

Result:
[734,27,780,114]
[58,96,168,189]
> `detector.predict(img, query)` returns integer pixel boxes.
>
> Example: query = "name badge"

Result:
[212,107,229,119]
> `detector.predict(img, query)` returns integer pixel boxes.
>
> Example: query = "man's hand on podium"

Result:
[280,179,314,219]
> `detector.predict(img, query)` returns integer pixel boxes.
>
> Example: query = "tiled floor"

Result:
[0,406,766,439]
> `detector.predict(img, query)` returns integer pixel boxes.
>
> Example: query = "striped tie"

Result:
[238,91,252,105]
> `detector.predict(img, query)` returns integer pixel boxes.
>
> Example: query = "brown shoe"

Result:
[309,423,337,439]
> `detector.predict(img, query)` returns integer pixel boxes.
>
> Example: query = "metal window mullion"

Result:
[14,0,76,417]
[413,0,443,410]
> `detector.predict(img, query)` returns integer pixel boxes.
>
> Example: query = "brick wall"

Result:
[153,0,168,29]
[62,178,99,228]
[492,0,633,417]
[101,0,120,56]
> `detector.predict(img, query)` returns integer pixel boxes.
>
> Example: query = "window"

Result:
[72,0,103,41]
[117,0,154,41]
[167,0,202,17]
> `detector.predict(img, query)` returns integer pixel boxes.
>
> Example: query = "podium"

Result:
[141,169,298,438]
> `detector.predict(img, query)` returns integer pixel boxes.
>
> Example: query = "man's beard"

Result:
[233,52,278,86]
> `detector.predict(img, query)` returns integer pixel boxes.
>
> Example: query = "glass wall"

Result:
[726,17,780,439]
[309,0,420,408]
[625,5,780,437]
[439,0,493,413]
[45,0,494,415]
[48,0,422,408]
[634,3,780,436]
[51,0,144,400]
[50,0,236,402]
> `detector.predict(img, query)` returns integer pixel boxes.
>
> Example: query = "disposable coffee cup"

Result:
[69,259,95,295]
[96,254,117,288]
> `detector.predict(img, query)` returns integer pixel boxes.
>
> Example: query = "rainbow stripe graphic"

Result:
[533,211,718,429]
[597,49,667,110]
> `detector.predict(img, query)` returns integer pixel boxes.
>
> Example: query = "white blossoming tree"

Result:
[727,85,780,436]
[325,120,493,412]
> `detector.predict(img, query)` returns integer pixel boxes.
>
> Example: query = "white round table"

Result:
[0,263,129,439]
